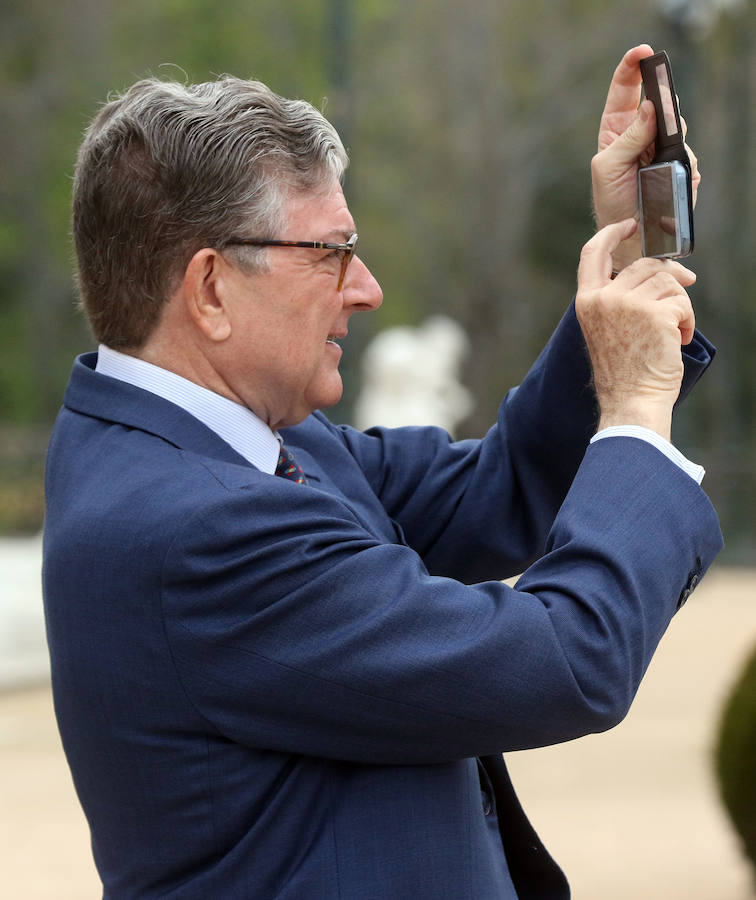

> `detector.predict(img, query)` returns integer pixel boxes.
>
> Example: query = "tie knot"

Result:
[275,445,307,485]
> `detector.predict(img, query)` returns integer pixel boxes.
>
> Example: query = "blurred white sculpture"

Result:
[655,0,745,35]
[0,534,49,688]
[354,315,473,435]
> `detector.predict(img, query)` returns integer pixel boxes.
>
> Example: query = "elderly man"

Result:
[43,45,721,899]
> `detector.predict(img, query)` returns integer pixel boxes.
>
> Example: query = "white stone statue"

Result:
[354,315,473,436]
[0,533,49,688]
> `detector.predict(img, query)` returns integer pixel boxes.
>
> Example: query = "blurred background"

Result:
[1,0,755,896]
[1,0,755,556]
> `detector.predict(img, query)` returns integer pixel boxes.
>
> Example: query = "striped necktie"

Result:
[275,445,307,485]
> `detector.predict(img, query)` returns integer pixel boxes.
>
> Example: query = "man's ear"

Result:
[181,248,232,342]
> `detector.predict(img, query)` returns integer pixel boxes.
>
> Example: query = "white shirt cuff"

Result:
[590,425,705,484]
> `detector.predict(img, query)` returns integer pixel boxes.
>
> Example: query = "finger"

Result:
[578,219,638,291]
[675,111,702,197]
[662,292,696,346]
[639,275,696,345]
[601,45,654,120]
[620,273,696,347]
[679,310,696,346]
[646,271,694,303]
[680,311,696,346]
[678,115,701,187]
[598,99,657,167]
[614,257,696,291]
[685,142,701,196]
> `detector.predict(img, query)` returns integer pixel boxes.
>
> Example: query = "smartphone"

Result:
[638,51,694,259]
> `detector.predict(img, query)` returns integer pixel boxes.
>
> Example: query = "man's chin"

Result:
[306,376,344,415]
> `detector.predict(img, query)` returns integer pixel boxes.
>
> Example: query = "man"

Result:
[43,45,722,899]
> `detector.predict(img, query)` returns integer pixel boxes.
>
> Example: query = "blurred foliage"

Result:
[0,0,754,560]
[0,427,46,535]
[715,643,756,882]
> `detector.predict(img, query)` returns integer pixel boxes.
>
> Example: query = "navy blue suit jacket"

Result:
[43,305,722,898]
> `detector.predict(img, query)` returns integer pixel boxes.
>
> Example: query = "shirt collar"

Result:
[95,345,281,474]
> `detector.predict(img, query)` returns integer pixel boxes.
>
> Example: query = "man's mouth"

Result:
[326,334,343,346]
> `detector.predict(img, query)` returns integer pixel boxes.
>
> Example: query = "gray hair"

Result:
[72,75,348,348]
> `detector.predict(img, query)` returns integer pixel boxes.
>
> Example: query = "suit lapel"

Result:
[64,353,253,468]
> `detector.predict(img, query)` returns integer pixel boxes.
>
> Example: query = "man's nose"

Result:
[343,256,383,311]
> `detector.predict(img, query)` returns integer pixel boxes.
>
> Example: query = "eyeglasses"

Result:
[223,233,358,291]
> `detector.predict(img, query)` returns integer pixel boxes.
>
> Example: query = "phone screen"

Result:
[639,162,691,258]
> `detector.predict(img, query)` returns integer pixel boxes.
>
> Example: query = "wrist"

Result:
[597,399,673,443]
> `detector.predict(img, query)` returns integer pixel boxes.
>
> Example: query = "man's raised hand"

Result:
[576,219,697,441]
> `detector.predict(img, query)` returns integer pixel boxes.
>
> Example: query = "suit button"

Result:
[677,572,701,610]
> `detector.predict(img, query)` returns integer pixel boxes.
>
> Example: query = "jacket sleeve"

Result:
[161,436,722,767]
[322,302,715,583]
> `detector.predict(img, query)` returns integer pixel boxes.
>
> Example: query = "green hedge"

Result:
[0,470,45,534]
[0,427,47,535]
[715,642,756,883]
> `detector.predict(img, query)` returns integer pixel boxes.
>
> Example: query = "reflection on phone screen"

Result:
[655,63,679,138]
[640,165,679,257]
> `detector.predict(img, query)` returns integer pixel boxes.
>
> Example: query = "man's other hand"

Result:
[576,219,697,442]
[591,45,701,272]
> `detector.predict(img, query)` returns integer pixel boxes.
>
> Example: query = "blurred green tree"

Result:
[0,0,753,559]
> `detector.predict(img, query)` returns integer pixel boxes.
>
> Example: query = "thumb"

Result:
[578,219,637,291]
[607,100,657,165]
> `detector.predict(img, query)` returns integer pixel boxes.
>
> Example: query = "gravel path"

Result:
[1,566,754,898]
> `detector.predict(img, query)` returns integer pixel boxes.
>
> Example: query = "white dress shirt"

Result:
[95,345,704,484]
[591,425,704,483]
[95,345,281,474]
